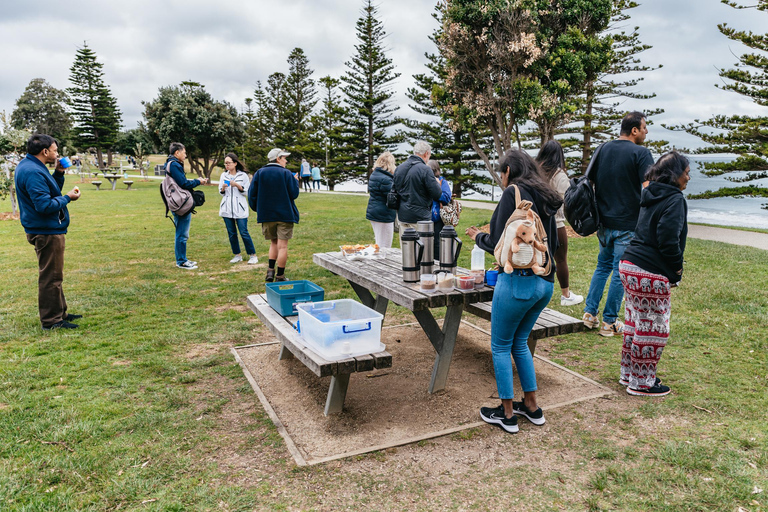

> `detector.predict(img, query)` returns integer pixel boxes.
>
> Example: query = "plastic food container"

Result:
[265,280,325,316]
[469,269,485,288]
[456,275,474,290]
[296,299,384,361]
[437,273,454,291]
[420,273,437,293]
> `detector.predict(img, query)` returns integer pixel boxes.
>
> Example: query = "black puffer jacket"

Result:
[623,181,688,283]
[392,155,443,223]
[366,167,396,223]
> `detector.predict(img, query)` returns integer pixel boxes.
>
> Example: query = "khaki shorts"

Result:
[261,221,294,240]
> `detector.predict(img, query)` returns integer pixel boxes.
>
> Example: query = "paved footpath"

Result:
[309,190,768,251]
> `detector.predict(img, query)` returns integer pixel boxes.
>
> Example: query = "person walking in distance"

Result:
[15,134,82,330]
[536,140,583,306]
[311,162,322,190]
[300,158,312,192]
[366,151,397,248]
[166,142,208,270]
[583,111,654,337]
[218,152,258,265]
[248,148,300,282]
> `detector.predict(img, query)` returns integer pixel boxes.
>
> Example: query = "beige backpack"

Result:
[493,185,552,276]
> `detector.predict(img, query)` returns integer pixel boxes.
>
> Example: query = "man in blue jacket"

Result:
[166,142,208,269]
[15,134,82,330]
[248,148,300,282]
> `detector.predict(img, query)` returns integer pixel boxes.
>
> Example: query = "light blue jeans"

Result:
[173,212,192,265]
[584,227,634,324]
[491,272,554,399]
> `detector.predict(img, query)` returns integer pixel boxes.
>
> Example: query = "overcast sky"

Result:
[1,0,766,149]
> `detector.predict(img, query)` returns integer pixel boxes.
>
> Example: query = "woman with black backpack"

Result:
[466,150,562,433]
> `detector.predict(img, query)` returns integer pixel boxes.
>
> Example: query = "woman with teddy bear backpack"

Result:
[465,149,562,433]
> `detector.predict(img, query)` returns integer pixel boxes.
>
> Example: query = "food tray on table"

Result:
[339,244,384,261]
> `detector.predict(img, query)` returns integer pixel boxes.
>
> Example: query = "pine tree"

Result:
[674,0,768,203]
[283,48,318,159]
[315,76,353,189]
[400,27,489,198]
[67,42,121,170]
[341,0,401,179]
[265,72,289,154]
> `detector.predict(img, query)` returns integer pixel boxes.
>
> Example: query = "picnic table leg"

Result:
[111,180,117,191]
[278,342,294,360]
[324,373,350,415]
[348,281,389,318]
[413,304,464,394]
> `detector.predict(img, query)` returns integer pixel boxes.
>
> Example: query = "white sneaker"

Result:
[560,291,584,306]
[229,254,243,263]
[247,255,259,265]
[177,261,198,270]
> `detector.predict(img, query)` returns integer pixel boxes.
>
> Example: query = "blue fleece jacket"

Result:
[248,163,300,224]
[165,156,201,190]
[15,154,71,235]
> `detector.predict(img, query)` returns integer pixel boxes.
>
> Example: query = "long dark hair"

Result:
[225,152,245,172]
[535,140,566,181]
[500,149,563,211]
[645,151,689,186]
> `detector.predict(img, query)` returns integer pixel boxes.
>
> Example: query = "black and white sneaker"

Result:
[480,404,519,433]
[620,376,661,387]
[627,383,671,397]
[512,401,546,425]
[42,320,79,330]
[177,261,198,270]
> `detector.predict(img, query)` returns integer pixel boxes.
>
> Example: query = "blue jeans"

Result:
[491,272,554,399]
[584,227,634,324]
[223,217,256,255]
[173,212,192,265]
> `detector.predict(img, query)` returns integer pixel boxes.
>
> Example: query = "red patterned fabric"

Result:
[618,260,671,390]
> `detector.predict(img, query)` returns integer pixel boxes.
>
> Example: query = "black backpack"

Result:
[564,143,604,237]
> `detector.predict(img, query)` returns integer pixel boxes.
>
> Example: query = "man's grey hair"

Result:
[413,140,431,156]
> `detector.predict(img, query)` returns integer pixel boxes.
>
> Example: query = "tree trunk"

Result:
[107,150,113,167]
[10,186,17,215]
[581,84,595,175]
[96,148,104,170]
[469,131,503,188]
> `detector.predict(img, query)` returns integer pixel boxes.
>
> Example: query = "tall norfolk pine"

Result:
[67,43,122,170]
[342,0,401,179]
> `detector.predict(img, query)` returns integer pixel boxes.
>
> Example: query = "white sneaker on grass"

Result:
[230,254,243,263]
[247,255,259,265]
[560,291,584,306]
[177,261,198,270]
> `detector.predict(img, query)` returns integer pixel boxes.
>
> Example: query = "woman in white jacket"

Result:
[219,153,258,264]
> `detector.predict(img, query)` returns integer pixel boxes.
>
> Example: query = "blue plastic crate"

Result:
[265,280,325,317]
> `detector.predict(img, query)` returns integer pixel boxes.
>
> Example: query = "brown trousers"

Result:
[26,233,67,327]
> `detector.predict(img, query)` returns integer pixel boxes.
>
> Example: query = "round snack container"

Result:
[420,273,437,293]
[485,269,499,286]
[469,269,485,288]
[456,275,474,290]
[437,273,454,290]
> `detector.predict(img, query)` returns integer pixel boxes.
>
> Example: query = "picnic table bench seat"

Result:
[123,180,134,190]
[464,302,585,355]
[246,294,392,415]
[91,181,102,190]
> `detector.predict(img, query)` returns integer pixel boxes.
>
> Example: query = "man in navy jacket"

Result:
[15,134,82,330]
[166,142,208,269]
[248,148,300,282]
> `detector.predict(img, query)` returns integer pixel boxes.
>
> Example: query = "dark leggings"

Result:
[555,226,570,290]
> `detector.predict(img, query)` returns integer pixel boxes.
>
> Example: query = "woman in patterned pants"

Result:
[619,151,690,396]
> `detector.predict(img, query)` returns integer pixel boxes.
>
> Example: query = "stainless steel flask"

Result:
[417,220,435,275]
[401,228,424,283]
[438,225,463,275]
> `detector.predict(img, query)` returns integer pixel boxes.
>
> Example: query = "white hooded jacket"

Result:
[218,170,251,219]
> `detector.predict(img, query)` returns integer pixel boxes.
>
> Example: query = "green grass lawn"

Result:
[0,182,766,511]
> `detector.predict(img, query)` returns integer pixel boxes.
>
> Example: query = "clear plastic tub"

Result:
[296,299,384,361]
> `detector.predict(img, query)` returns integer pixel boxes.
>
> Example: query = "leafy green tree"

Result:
[672,0,768,202]
[400,24,489,198]
[0,111,31,215]
[315,76,353,189]
[11,78,72,143]
[341,0,401,179]
[67,42,122,169]
[283,48,318,158]
[239,93,270,172]
[114,126,154,175]
[143,82,244,180]
[265,72,289,151]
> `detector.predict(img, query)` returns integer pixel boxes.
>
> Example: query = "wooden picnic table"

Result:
[314,248,494,394]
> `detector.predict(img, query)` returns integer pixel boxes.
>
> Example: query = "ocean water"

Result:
[336,154,768,229]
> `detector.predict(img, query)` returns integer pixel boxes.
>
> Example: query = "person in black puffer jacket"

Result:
[619,151,690,397]
[366,152,397,248]
[392,141,442,238]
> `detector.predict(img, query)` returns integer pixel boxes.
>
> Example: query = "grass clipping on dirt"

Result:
[0,181,766,511]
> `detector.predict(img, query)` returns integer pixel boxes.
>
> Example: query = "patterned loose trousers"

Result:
[618,260,671,390]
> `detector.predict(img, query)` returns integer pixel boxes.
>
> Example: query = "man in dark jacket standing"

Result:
[166,142,208,270]
[392,141,442,236]
[583,111,654,337]
[15,134,82,330]
[248,148,300,282]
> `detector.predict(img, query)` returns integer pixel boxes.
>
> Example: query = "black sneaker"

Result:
[512,401,546,425]
[627,383,671,397]
[480,404,519,433]
[43,320,78,331]
[265,268,275,282]
[66,313,83,321]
